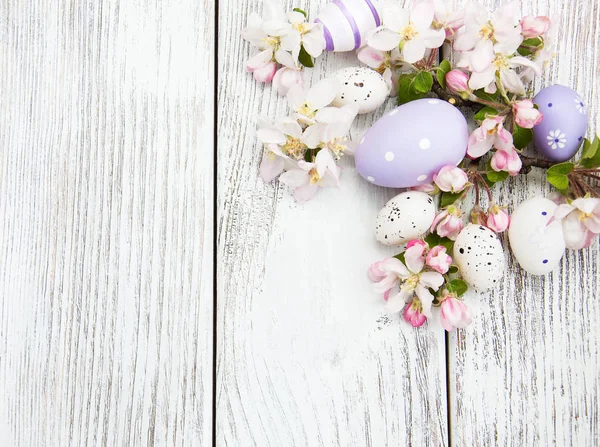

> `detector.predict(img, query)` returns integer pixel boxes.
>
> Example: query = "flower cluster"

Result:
[555,198,600,250]
[242,2,325,93]
[369,239,471,330]
[258,78,359,203]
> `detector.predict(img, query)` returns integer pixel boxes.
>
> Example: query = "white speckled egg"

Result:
[332,67,389,114]
[453,224,506,291]
[375,192,436,245]
[508,197,565,275]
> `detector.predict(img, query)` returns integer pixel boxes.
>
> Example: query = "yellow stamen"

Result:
[293,22,310,34]
[309,167,321,185]
[282,136,306,160]
[297,102,316,119]
[402,275,420,292]
[401,24,418,41]
[479,22,494,41]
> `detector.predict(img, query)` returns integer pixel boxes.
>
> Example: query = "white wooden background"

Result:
[1,0,599,446]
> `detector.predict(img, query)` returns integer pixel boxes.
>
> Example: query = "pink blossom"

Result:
[273,67,303,95]
[440,295,472,331]
[410,182,439,194]
[486,204,510,233]
[513,99,543,129]
[470,205,487,225]
[406,239,427,251]
[433,0,465,39]
[555,198,600,250]
[430,206,464,240]
[445,69,470,95]
[490,147,522,176]
[433,165,469,193]
[521,16,551,39]
[467,116,513,158]
[246,50,278,83]
[403,299,427,327]
[426,246,452,274]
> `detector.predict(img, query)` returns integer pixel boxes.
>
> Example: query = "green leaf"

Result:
[473,89,499,103]
[413,71,433,93]
[424,233,454,252]
[486,170,509,184]
[513,124,533,150]
[448,265,459,275]
[397,74,427,105]
[440,192,462,208]
[517,37,543,56]
[298,45,314,68]
[292,7,307,17]
[447,279,468,297]
[394,251,406,265]
[546,162,574,191]
[437,60,452,89]
[580,136,600,167]
[473,106,499,123]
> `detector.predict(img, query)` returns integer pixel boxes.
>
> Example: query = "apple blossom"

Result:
[434,165,469,193]
[490,147,522,176]
[513,99,543,128]
[426,246,453,274]
[410,182,440,194]
[367,2,445,64]
[431,206,464,240]
[432,0,465,39]
[440,295,472,331]
[445,69,470,96]
[246,52,278,82]
[467,116,513,158]
[486,204,510,233]
[520,15,551,39]
[281,11,325,60]
[287,78,340,125]
[555,198,600,250]
[403,299,427,327]
[273,67,303,95]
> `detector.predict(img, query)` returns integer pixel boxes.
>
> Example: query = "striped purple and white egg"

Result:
[315,0,381,52]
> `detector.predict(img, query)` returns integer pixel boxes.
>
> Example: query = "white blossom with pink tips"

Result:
[431,206,464,240]
[490,147,522,176]
[432,0,465,39]
[467,116,514,158]
[273,67,303,95]
[440,295,473,331]
[426,246,453,274]
[520,15,551,39]
[555,198,600,250]
[513,99,544,129]
[434,165,469,193]
[486,204,510,233]
[403,299,427,327]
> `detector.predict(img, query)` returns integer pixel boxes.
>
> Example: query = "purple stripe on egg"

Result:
[364,0,381,26]
[332,0,361,50]
[315,19,334,51]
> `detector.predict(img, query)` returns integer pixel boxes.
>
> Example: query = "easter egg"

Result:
[332,67,388,114]
[375,192,436,245]
[354,99,469,188]
[533,85,588,162]
[316,0,381,52]
[508,197,565,275]
[453,224,506,291]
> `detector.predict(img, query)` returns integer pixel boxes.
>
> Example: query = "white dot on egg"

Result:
[367,176,375,182]
[428,99,440,105]
[419,138,431,150]
[384,151,395,161]
[389,109,399,116]
[417,174,428,182]
[360,136,365,144]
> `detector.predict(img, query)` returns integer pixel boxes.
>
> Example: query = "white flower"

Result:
[546,129,566,150]
[280,11,325,60]
[555,198,600,250]
[367,1,446,64]
[379,243,444,317]
[575,97,586,114]
[273,67,303,95]
[287,78,340,125]
[432,0,465,39]
[279,148,341,203]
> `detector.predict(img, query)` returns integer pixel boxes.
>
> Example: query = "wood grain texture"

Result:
[444,1,600,446]
[0,0,214,445]
[217,1,447,445]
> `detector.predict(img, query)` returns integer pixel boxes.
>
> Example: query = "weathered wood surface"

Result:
[216,0,448,445]
[0,0,214,445]
[445,1,600,446]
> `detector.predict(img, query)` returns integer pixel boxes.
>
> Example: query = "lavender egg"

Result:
[316,0,381,52]
[354,99,469,188]
[533,85,588,162]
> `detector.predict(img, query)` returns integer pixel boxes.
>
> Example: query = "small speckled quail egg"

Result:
[453,224,506,291]
[375,191,436,245]
[332,67,389,114]
[508,196,565,275]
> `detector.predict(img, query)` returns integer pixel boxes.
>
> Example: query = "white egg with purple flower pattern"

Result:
[533,85,588,162]
[453,224,506,291]
[508,197,565,275]
[332,67,389,114]
[375,192,436,245]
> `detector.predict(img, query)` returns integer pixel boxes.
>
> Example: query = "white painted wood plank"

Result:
[217,1,448,445]
[444,1,600,445]
[0,1,214,445]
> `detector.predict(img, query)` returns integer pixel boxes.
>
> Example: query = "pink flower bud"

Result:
[249,60,277,83]
[433,165,469,193]
[403,299,427,328]
[521,16,551,39]
[446,69,470,94]
[440,296,472,332]
[490,147,522,176]
[431,206,464,241]
[486,204,510,233]
[470,205,487,225]
[273,67,303,95]
[513,99,543,129]
[410,182,439,194]
[426,246,453,274]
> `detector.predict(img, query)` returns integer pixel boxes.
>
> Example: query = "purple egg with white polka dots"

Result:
[533,85,588,162]
[354,99,468,188]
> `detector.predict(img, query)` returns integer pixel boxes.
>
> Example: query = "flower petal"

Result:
[402,38,427,63]
[259,154,285,182]
[419,271,444,290]
[307,78,340,109]
[368,29,401,52]
[357,46,385,69]
[279,169,309,188]
[415,285,434,317]
[293,183,319,203]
